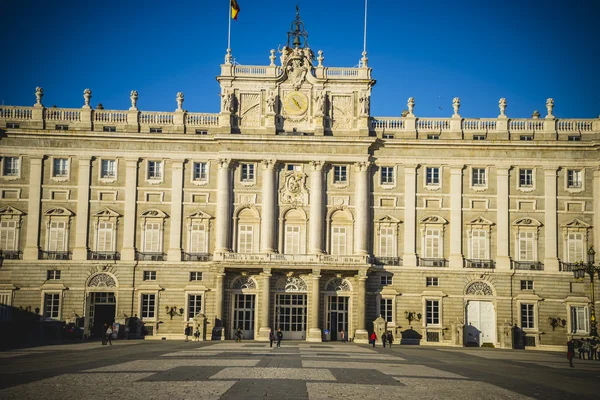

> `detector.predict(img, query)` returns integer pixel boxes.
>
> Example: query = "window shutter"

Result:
[190,223,206,253]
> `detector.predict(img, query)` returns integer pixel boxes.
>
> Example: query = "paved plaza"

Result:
[0,341,599,399]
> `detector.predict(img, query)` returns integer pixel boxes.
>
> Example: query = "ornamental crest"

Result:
[279,171,309,206]
[285,55,310,90]
[88,273,116,288]
[465,281,493,296]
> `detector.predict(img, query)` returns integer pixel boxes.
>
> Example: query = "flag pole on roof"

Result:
[226,0,241,64]
[360,0,368,68]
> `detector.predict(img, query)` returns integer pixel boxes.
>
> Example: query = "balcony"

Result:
[40,251,71,260]
[89,251,120,261]
[372,257,403,266]
[512,261,544,271]
[212,253,370,265]
[560,262,578,272]
[136,252,165,261]
[465,259,495,269]
[0,250,22,260]
[183,253,213,262]
[419,258,448,267]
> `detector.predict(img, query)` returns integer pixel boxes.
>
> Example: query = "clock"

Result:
[283,91,309,116]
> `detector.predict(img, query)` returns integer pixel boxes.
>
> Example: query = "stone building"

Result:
[1,13,599,349]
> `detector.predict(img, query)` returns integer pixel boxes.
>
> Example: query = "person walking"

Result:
[340,330,346,343]
[577,339,585,359]
[382,333,386,348]
[582,338,591,360]
[387,331,394,348]
[235,328,243,342]
[276,328,283,348]
[269,329,275,348]
[567,338,575,367]
[194,328,200,342]
[104,324,113,346]
[184,325,192,342]
[370,331,377,348]
[591,337,599,360]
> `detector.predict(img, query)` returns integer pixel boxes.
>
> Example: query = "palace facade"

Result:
[1,15,599,348]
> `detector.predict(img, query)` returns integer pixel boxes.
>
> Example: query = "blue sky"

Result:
[0,0,598,118]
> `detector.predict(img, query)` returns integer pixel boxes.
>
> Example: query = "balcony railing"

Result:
[213,253,370,264]
[512,261,544,271]
[89,251,120,261]
[0,250,22,260]
[136,252,165,261]
[183,253,213,262]
[419,258,448,267]
[560,262,579,272]
[40,251,71,260]
[372,257,403,266]
[464,259,496,269]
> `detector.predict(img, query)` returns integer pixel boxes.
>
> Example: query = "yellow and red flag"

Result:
[231,0,240,20]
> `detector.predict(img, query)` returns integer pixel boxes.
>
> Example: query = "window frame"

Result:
[565,168,585,193]
[379,297,394,324]
[426,277,439,287]
[51,156,71,182]
[139,292,157,321]
[518,168,535,192]
[237,224,254,253]
[187,293,204,321]
[331,226,347,255]
[470,167,488,191]
[333,165,348,185]
[143,271,157,281]
[568,304,589,335]
[42,292,62,320]
[46,270,61,280]
[380,276,392,286]
[146,159,164,183]
[424,299,441,327]
[520,303,535,329]
[1,155,21,180]
[191,161,209,185]
[424,166,441,189]
[0,218,19,252]
[189,271,203,281]
[143,220,163,253]
[240,163,255,183]
[520,280,534,290]
[380,166,395,186]
[99,158,118,182]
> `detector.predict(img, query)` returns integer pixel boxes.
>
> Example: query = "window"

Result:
[46,270,61,280]
[189,223,207,253]
[190,272,203,281]
[141,294,156,319]
[427,135,439,140]
[48,221,67,251]
[143,271,156,281]
[333,165,347,184]
[425,300,440,326]
[195,129,208,135]
[472,168,486,187]
[241,163,254,182]
[188,294,202,320]
[149,127,162,133]
[470,230,488,260]
[570,306,589,334]
[148,161,163,180]
[521,303,535,329]
[424,228,441,258]
[473,135,485,141]
[567,169,582,189]
[0,220,17,251]
[101,159,116,179]
[568,136,581,142]
[2,157,19,177]
[6,122,19,129]
[96,222,114,252]
[566,232,584,263]
[520,135,533,141]
[426,277,439,287]
[379,227,395,257]
[53,158,69,177]
[382,134,394,139]
[331,226,347,255]
[380,298,393,323]
[144,222,161,252]
[426,167,440,186]
[238,225,254,253]
[518,231,535,261]
[44,293,60,319]
[55,124,69,131]
[381,167,394,185]
[380,276,392,286]
[286,164,301,171]
[102,126,116,132]
[193,162,208,181]
[520,280,533,290]
[519,169,533,187]
[284,225,300,254]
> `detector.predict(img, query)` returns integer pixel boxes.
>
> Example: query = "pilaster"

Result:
[260,160,277,253]
[403,164,418,266]
[167,159,185,261]
[215,159,232,253]
[496,167,511,269]
[121,158,139,261]
[257,268,272,341]
[23,156,43,260]
[72,157,92,260]
[449,165,464,268]
[307,269,322,342]
[309,161,325,254]
[354,269,369,343]
[215,271,225,340]
[544,167,559,271]
[354,161,370,255]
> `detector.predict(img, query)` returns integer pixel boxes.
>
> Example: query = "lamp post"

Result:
[573,247,600,337]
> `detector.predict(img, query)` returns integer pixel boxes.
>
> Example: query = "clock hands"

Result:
[292,97,300,109]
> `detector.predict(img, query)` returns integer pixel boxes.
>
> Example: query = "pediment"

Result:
[377,215,402,224]
[561,218,591,229]
[44,207,74,217]
[420,215,448,225]
[513,217,542,227]
[467,216,494,226]
[94,207,121,218]
[188,210,214,219]
[139,209,168,218]
[0,205,25,216]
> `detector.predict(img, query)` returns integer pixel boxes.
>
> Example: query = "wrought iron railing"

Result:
[136,252,165,261]
[89,251,120,261]
[559,262,578,272]
[372,257,403,266]
[0,250,22,260]
[40,251,71,260]
[183,253,213,262]
[419,258,448,267]
[464,259,495,269]
[512,261,544,271]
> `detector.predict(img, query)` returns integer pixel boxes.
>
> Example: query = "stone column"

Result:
[260,160,277,253]
[354,161,370,255]
[544,167,559,271]
[496,167,511,270]
[594,168,600,253]
[215,159,232,253]
[121,158,139,261]
[23,156,43,260]
[307,269,322,342]
[309,161,325,254]
[354,269,369,343]
[215,270,225,340]
[403,165,418,266]
[257,268,272,341]
[449,165,464,268]
[73,157,92,260]
[167,159,184,261]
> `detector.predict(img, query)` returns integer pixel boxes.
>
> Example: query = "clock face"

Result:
[283,91,309,116]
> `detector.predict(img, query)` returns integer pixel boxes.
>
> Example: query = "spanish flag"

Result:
[231,0,240,20]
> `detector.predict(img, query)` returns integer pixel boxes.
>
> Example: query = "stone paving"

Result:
[1,341,599,399]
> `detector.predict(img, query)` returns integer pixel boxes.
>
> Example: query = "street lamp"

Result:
[573,246,600,337]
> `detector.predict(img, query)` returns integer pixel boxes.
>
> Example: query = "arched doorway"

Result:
[230,276,258,340]
[464,281,496,346]
[85,273,118,339]
[324,277,352,341]
[274,276,308,340]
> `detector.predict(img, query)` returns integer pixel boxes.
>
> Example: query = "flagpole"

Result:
[363,0,368,54]
[228,0,232,51]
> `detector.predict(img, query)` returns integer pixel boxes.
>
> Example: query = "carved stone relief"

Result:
[240,93,261,127]
[279,172,309,206]
[331,96,352,129]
